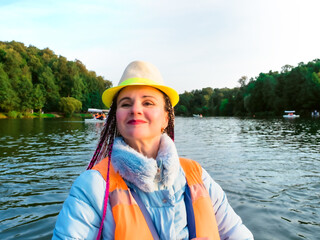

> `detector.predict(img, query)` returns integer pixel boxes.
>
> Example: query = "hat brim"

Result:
[102,79,179,108]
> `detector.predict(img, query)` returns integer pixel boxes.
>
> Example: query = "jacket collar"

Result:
[111,134,180,192]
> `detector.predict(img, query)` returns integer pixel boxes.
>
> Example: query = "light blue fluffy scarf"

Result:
[111,133,180,192]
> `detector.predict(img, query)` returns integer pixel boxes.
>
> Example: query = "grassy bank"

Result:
[73,113,93,118]
[0,111,91,119]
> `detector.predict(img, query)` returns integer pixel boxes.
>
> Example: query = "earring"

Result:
[161,127,165,133]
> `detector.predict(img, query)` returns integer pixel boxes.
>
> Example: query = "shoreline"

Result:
[0,112,92,119]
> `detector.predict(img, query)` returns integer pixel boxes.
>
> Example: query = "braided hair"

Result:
[162,92,175,141]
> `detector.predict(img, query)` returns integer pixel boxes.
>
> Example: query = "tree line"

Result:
[175,60,320,117]
[0,41,112,114]
[1,41,319,117]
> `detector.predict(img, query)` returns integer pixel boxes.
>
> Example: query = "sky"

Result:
[1,0,320,93]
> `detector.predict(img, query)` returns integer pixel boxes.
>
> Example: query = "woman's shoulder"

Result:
[68,169,106,205]
[53,170,107,239]
[73,169,105,187]
[178,157,222,195]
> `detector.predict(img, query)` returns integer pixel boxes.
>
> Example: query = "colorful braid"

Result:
[87,99,118,170]
[163,93,175,141]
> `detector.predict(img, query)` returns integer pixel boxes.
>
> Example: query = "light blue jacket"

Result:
[53,134,253,239]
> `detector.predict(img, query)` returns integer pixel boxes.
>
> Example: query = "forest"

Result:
[0,41,112,116]
[1,41,320,117]
[175,60,320,117]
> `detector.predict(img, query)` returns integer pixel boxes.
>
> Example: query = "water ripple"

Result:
[1,118,319,239]
[175,117,320,240]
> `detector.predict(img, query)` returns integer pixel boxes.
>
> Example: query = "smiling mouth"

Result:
[127,119,147,125]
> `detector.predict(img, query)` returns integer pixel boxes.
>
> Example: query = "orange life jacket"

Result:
[92,157,220,240]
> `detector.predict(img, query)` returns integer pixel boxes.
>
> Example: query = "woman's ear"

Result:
[162,111,169,131]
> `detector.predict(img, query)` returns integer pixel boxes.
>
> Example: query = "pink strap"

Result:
[96,156,111,240]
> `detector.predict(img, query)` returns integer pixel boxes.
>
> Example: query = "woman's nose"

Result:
[130,101,142,114]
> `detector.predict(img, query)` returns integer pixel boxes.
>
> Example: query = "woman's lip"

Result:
[127,119,147,124]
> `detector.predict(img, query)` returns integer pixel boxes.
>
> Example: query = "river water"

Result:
[0,117,319,239]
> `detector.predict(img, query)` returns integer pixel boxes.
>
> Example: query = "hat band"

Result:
[119,78,162,87]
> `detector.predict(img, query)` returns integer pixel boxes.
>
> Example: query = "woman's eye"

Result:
[120,103,131,107]
[144,101,154,106]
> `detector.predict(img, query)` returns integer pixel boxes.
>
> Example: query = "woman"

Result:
[53,61,253,240]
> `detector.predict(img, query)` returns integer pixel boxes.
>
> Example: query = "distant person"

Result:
[53,61,254,239]
[97,113,104,120]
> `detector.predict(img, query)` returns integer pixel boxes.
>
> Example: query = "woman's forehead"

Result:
[118,85,163,97]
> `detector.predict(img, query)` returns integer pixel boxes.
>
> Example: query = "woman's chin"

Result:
[122,133,161,144]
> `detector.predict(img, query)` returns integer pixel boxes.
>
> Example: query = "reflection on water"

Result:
[0,118,104,239]
[175,117,320,240]
[0,117,319,239]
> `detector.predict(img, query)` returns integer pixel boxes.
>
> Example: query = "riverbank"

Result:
[0,112,92,119]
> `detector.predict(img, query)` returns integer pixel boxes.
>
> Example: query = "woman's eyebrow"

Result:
[142,95,157,99]
[117,97,131,104]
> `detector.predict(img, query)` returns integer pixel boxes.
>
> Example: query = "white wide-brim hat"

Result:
[102,60,179,108]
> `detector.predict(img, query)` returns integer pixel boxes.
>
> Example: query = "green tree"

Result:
[59,97,82,116]
[32,84,46,111]
[39,66,60,111]
[175,91,193,116]
[0,41,112,113]
[0,64,20,111]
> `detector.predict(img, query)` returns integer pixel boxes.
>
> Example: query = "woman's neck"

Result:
[124,136,161,159]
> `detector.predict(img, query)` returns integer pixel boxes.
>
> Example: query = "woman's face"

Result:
[116,85,168,145]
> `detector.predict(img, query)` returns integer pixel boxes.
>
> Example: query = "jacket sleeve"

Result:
[52,170,115,240]
[202,168,254,240]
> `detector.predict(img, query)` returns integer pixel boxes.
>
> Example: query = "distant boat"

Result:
[193,114,203,118]
[86,108,109,121]
[87,108,109,114]
[311,110,319,117]
[283,110,300,118]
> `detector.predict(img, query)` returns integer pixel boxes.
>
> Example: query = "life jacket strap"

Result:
[130,188,160,240]
[184,185,197,239]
